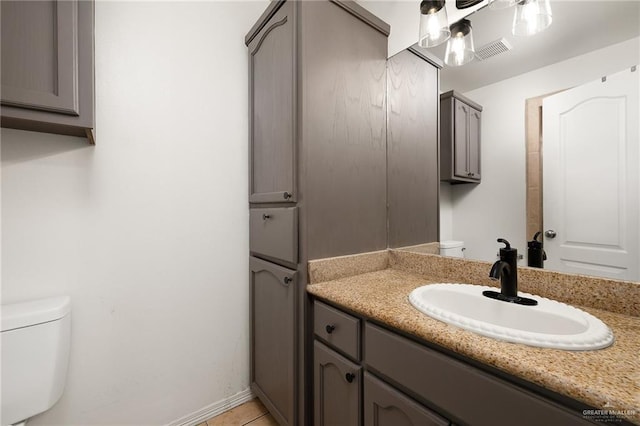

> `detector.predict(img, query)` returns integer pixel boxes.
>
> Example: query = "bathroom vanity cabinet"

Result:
[246,2,390,424]
[314,341,361,426]
[312,299,597,426]
[313,301,362,426]
[440,91,482,184]
[1,0,95,143]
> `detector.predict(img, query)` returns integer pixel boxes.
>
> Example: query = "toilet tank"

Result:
[1,296,71,426]
[440,240,465,258]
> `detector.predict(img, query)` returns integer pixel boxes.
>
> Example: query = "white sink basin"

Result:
[409,283,614,350]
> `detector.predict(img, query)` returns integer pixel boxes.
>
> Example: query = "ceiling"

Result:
[415,1,640,93]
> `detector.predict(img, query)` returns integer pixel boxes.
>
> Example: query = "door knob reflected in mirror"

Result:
[545,230,557,239]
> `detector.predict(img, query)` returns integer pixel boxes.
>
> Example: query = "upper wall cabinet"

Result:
[440,90,482,183]
[1,0,95,143]
[248,2,296,203]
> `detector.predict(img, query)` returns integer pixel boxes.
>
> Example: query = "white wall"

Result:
[439,183,453,242]
[445,37,640,263]
[1,1,268,425]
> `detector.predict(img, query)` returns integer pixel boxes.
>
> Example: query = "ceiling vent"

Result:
[475,38,513,61]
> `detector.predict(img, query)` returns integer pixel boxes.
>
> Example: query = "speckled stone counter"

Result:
[307,251,640,424]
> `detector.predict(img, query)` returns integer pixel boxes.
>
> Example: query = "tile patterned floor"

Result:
[198,398,278,426]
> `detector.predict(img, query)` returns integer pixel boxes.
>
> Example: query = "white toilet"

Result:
[439,240,465,258]
[1,296,71,426]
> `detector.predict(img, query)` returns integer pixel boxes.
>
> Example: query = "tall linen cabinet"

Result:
[245,1,390,425]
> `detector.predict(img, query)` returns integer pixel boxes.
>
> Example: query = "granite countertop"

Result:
[306,267,640,424]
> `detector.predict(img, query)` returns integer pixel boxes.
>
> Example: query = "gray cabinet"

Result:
[247,1,296,203]
[440,91,482,183]
[247,0,389,258]
[312,299,598,426]
[1,0,95,143]
[364,373,448,426]
[246,2,390,424]
[299,0,388,261]
[364,322,594,426]
[313,301,360,361]
[314,341,361,426]
[250,257,297,426]
[250,207,298,266]
[387,48,441,248]
[312,301,453,426]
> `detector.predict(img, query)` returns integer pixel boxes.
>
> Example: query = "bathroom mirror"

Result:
[418,1,640,281]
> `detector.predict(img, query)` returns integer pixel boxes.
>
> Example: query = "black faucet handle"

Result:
[497,238,511,249]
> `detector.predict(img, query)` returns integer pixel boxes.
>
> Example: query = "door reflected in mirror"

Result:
[540,69,638,281]
[420,1,640,282]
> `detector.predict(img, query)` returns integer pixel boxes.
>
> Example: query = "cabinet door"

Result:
[365,323,593,426]
[364,373,449,426]
[250,257,296,426]
[301,0,388,259]
[468,107,481,180]
[1,0,94,140]
[248,2,296,203]
[314,341,361,426]
[1,0,78,114]
[453,99,470,179]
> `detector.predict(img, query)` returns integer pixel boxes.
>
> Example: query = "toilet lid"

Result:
[440,240,464,249]
[1,296,71,332]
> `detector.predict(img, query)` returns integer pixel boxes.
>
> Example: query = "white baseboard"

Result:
[167,388,255,426]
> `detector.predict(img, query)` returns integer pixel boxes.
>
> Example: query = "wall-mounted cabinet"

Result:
[440,91,482,184]
[1,0,95,143]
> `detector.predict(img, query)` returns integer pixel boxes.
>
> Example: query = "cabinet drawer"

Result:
[364,372,449,426]
[250,207,298,265]
[364,323,592,426]
[314,301,360,361]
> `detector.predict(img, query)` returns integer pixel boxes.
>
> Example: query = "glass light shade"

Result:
[444,19,475,67]
[488,0,519,9]
[512,0,552,36]
[418,0,450,48]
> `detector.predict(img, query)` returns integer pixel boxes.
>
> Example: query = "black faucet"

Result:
[490,238,518,297]
[483,238,537,306]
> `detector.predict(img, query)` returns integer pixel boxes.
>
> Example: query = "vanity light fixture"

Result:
[512,0,553,36]
[456,0,484,8]
[418,0,450,48]
[444,19,475,67]
[487,0,519,9]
